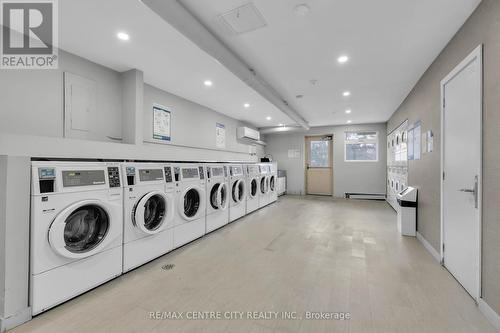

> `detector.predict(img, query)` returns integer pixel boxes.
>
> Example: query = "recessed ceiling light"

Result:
[347,120,352,124]
[117,32,130,41]
[294,4,310,16]
[266,116,272,121]
[337,55,349,64]
[345,109,352,114]
[204,80,213,87]
[278,123,284,127]
[243,103,250,108]
[343,91,351,97]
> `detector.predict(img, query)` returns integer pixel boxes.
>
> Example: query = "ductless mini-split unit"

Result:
[237,126,260,141]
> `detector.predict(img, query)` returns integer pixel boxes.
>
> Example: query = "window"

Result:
[309,140,330,167]
[345,131,379,162]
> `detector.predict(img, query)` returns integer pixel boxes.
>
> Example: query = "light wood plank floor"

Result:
[11,196,495,333]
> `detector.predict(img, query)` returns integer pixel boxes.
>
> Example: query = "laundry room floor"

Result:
[11,196,495,333]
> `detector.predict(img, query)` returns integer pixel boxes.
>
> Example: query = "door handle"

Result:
[458,175,478,209]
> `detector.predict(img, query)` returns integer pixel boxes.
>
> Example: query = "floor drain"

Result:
[162,264,175,271]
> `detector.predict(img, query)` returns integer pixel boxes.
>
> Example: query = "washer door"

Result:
[210,182,228,210]
[48,200,112,259]
[133,191,169,234]
[249,178,258,198]
[179,186,203,221]
[232,179,245,203]
[269,175,275,192]
[260,177,266,194]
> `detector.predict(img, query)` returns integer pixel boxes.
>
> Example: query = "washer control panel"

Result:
[107,166,121,188]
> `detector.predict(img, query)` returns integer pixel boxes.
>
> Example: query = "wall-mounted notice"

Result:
[407,128,414,160]
[427,130,434,153]
[413,122,421,160]
[288,149,300,159]
[153,105,171,141]
[216,123,226,148]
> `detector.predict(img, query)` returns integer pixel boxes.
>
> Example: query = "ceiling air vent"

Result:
[216,3,267,35]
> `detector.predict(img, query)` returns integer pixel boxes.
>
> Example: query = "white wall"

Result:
[264,123,387,197]
[0,50,261,161]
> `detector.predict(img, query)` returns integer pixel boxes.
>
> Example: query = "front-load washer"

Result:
[258,164,270,208]
[30,161,123,315]
[172,164,206,248]
[228,164,246,222]
[121,162,175,272]
[268,162,278,204]
[245,164,260,214]
[205,164,229,233]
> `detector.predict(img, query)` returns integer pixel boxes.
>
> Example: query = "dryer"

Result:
[268,162,278,204]
[258,164,270,208]
[121,162,175,272]
[30,161,123,315]
[205,164,229,233]
[228,164,246,222]
[245,163,260,214]
[172,164,206,248]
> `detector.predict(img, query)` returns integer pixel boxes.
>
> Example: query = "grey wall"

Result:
[264,123,387,197]
[0,49,260,161]
[143,84,256,155]
[0,156,31,331]
[387,0,500,315]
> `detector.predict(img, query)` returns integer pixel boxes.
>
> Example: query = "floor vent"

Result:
[161,264,175,271]
[216,3,267,35]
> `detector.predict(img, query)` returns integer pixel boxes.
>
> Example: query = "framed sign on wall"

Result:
[153,104,171,142]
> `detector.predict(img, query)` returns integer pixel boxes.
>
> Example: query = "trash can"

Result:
[396,187,417,236]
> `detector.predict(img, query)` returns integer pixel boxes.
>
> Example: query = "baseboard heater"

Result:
[345,193,386,201]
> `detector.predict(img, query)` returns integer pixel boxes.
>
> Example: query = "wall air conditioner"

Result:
[237,127,260,141]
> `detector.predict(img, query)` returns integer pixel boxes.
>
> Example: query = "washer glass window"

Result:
[237,180,244,201]
[184,188,200,217]
[251,179,257,196]
[210,183,220,209]
[269,176,275,191]
[64,205,109,253]
[142,194,166,231]
[260,177,266,194]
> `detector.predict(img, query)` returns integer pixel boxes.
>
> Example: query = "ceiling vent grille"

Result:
[216,3,267,35]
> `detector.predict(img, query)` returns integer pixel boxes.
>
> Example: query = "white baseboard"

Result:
[479,299,500,332]
[0,307,32,332]
[416,231,441,262]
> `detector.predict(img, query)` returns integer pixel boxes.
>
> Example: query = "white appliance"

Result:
[228,164,246,222]
[30,161,123,315]
[205,164,229,233]
[172,164,206,248]
[397,187,418,237]
[237,126,260,141]
[277,170,286,196]
[121,163,175,272]
[245,164,260,214]
[258,164,270,208]
[268,162,278,203]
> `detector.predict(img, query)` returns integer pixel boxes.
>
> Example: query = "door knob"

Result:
[459,189,474,193]
[458,175,478,209]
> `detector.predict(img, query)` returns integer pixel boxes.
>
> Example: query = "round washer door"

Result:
[264,176,270,193]
[232,179,245,203]
[210,182,228,210]
[269,175,275,192]
[179,186,204,221]
[48,199,113,259]
[260,177,266,194]
[133,191,170,234]
[249,178,258,198]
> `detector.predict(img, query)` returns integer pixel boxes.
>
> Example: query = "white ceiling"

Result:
[58,0,293,128]
[181,0,481,127]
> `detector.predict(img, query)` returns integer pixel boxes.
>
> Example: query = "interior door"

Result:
[441,45,482,301]
[305,135,333,195]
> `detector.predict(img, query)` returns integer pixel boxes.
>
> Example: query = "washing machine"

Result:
[172,164,206,248]
[228,164,246,222]
[258,164,270,208]
[121,162,175,272]
[205,164,229,233]
[30,161,123,315]
[268,162,278,204]
[245,163,260,214]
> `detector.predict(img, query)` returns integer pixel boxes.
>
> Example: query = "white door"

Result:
[441,45,482,300]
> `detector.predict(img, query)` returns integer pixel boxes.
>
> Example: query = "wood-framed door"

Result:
[440,44,482,301]
[305,135,333,195]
